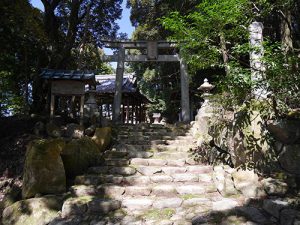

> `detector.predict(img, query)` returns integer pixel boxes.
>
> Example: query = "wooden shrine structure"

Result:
[40,69,95,123]
[102,40,191,123]
[95,74,149,124]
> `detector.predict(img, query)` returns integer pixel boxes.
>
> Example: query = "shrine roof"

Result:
[40,69,95,81]
[95,73,137,93]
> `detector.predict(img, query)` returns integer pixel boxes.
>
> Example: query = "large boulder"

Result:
[267,119,300,144]
[232,169,265,198]
[278,144,300,175]
[92,127,112,151]
[2,195,63,225]
[22,139,66,199]
[63,123,84,139]
[61,137,102,178]
[46,122,61,138]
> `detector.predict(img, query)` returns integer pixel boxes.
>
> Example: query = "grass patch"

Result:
[140,208,175,220]
[181,194,205,200]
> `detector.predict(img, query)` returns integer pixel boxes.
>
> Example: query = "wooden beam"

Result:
[102,54,180,62]
[102,40,178,49]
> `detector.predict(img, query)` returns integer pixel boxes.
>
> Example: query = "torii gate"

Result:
[102,40,190,124]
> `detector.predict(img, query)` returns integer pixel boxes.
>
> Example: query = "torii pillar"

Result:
[105,40,191,124]
[112,47,125,123]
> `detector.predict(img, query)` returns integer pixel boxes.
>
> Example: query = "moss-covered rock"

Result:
[46,122,61,138]
[22,139,66,199]
[2,195,63,225]
[92,127,112,151]
[61,137,102,178]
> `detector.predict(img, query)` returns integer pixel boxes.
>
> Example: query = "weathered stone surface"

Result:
[125,186,151,196]
[262,177,288,196]
[70,185,98,196]
[22,139,66,198]
[176,185,205,195]
[152,198,183,209]
[232,169,263,198]
[92,127,112,151]
[128,151,154,158]
[150,175,173,183]
[236,206,268,224]
[123,176,151,185]
[130,158,149,166]
[136,166,162,175]
[152,185,176,196]
[146,159,167,166]
[0,186,21,212]
[198,174,212,182]
[167,159,186,167]
[104,151,128,159]
[122,198,153,210]
[85,125,96,136]
[172,173,199,182]
[110,167,136,176]
[88,166,109,174]
[187,165,212,173]
[3,195,63,225]
[182,198,211,207]
[87,199,121,214]
[46,122,61,137]
[266,120,300,144]
[64,123,84,139]
[162,167,187,175]
[62,196,89,217]
[105,159,129,166]
[99,184,125,198]
[61,137,101,178]
[278,145,300,175]
[280,209,300,225]
[185,158,197,165]
[212,198,239,211]
[263,199,289,218]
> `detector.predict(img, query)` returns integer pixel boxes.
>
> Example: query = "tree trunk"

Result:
[220,33,230,75]
[280,8,293,54]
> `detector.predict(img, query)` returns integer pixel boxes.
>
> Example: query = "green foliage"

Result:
[162,0,251,70]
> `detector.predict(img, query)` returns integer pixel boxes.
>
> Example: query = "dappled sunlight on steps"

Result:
[48,123,267,225]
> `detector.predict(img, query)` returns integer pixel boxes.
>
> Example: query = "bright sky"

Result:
[30,0,135,68]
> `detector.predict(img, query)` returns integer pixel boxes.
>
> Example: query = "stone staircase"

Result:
[53,124,250,225]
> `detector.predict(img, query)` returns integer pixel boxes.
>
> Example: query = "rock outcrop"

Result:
[61,137,102,178]
[22,139,66,199]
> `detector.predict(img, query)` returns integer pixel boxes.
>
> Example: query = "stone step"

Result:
[88,166,137,176]
[75,171,213,187]
[70,182,213,199]
[104,151,128,159]
[133,165,211,176]
[116,134,175,141]
[130,158,186,167]
[104,159,130,166]
[118,139,167,145]
[75,174,124,185]
[112,144,153,152]
[153,151,190,160]
[62,196,121,218]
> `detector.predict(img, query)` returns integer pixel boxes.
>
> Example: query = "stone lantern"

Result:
[84,90,99,117]
[197,78,214,107]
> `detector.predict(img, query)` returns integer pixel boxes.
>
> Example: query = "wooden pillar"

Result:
[179,55,191,122]
[80,95,84,125]
[126,99,129,124]
[50,94,55,118]
[113,47,125,124]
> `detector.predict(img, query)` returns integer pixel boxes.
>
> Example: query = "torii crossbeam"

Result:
[102,40,190,123]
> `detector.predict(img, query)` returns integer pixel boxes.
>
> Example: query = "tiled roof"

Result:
[95,74,137,93]
[40,69,95,81]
